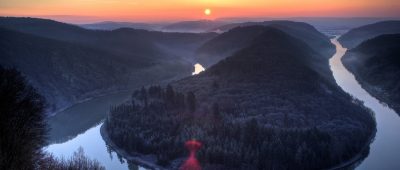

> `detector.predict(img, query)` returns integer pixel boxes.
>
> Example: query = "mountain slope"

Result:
[0,17,217,114]
[197,21,334,68]
[212,20,333,51]
[104,27,375,169]
[0,27,192,114]
[342,34,400,113]
[0,17,217,62]
[339,21,400,49]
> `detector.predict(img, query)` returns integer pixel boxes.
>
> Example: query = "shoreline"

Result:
[326,38,377,170]
[47,71,189,117]
[341,54,400,115]
[326,128,376,170]
[48,88,135,117]
[100,123,166,170]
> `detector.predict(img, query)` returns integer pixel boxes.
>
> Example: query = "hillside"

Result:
[0,27,193,114]
[0,17,217,114]
[197,21,334,68]
[104,27,375,169]
[342,34,400,113]
[0,17,217,61]
[339,21,400,49]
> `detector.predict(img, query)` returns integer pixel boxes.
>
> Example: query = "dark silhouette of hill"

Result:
[342,34,400,113]
[0,17,217,61]
[0,17,217,114]
[162,20,227,33]
[339,21,400,49]
[212,20,332,50]
[105,27,375,169]
[197,21,334,68]
[80,21,165,31]
[0,27,187,113]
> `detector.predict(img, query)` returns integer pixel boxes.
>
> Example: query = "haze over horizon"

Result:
[1,0,400,23]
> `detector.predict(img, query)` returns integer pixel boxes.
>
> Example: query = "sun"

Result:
[204,8,211,16]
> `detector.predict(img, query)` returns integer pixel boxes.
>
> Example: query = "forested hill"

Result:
[339,21,400,49]
[104,27,375,169]
[0,27,189,114]
[0,17,217,114]
[342,34,400,114]
[198,26,335,83]
[0,17,217,60]
[212,20,333,51]
[196,21,334,68]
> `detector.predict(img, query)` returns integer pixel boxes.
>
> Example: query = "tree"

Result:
[212,81,219,90]
[175,93,186,109]
[0,67,105,169]
[212,103,220,116]
[165,85,175,108]
[139,87,148,108]
[284,113,289,127]
[186,91,196,113]
[39,147,105,170]
[0,67,47,170]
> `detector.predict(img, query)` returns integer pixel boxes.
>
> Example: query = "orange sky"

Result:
[1,0,399,23]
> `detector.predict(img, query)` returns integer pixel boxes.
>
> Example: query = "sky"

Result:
[1,0,399,23]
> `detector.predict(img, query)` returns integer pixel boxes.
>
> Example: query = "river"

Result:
[330,38,400,170]
[45,92,140,170]
[45,63,205,170]
[45,40,400,170]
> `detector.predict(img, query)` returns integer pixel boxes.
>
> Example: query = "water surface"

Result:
[330,38,400,170]
[45,92,144,170]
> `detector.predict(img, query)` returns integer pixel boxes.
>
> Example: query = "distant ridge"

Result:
[196,21,334,68]
[339,20,400,48]
[162,20,227,33]
[80,21,165,31]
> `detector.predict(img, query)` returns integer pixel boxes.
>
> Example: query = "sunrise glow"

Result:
[1,0,399,23]
[204,8,211,16]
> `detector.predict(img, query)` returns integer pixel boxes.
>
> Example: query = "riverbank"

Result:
[326,38,378,170]
[326,128,376,170]
[327,38,400,170]
[341,53,400,115]
[48,88,135,117]
[100,123,166,170]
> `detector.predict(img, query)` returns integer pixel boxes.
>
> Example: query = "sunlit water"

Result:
[192,63,205,75]
[330,38,400,170]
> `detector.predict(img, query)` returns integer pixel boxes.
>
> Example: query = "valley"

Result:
[1,16,400,170]
[45,37,400,170]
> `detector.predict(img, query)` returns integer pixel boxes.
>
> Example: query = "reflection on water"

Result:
[192,63,205,75]
[48,92,131,144]
[46,123,130,170]
[45,91,146,170]
[330,38,400,170]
